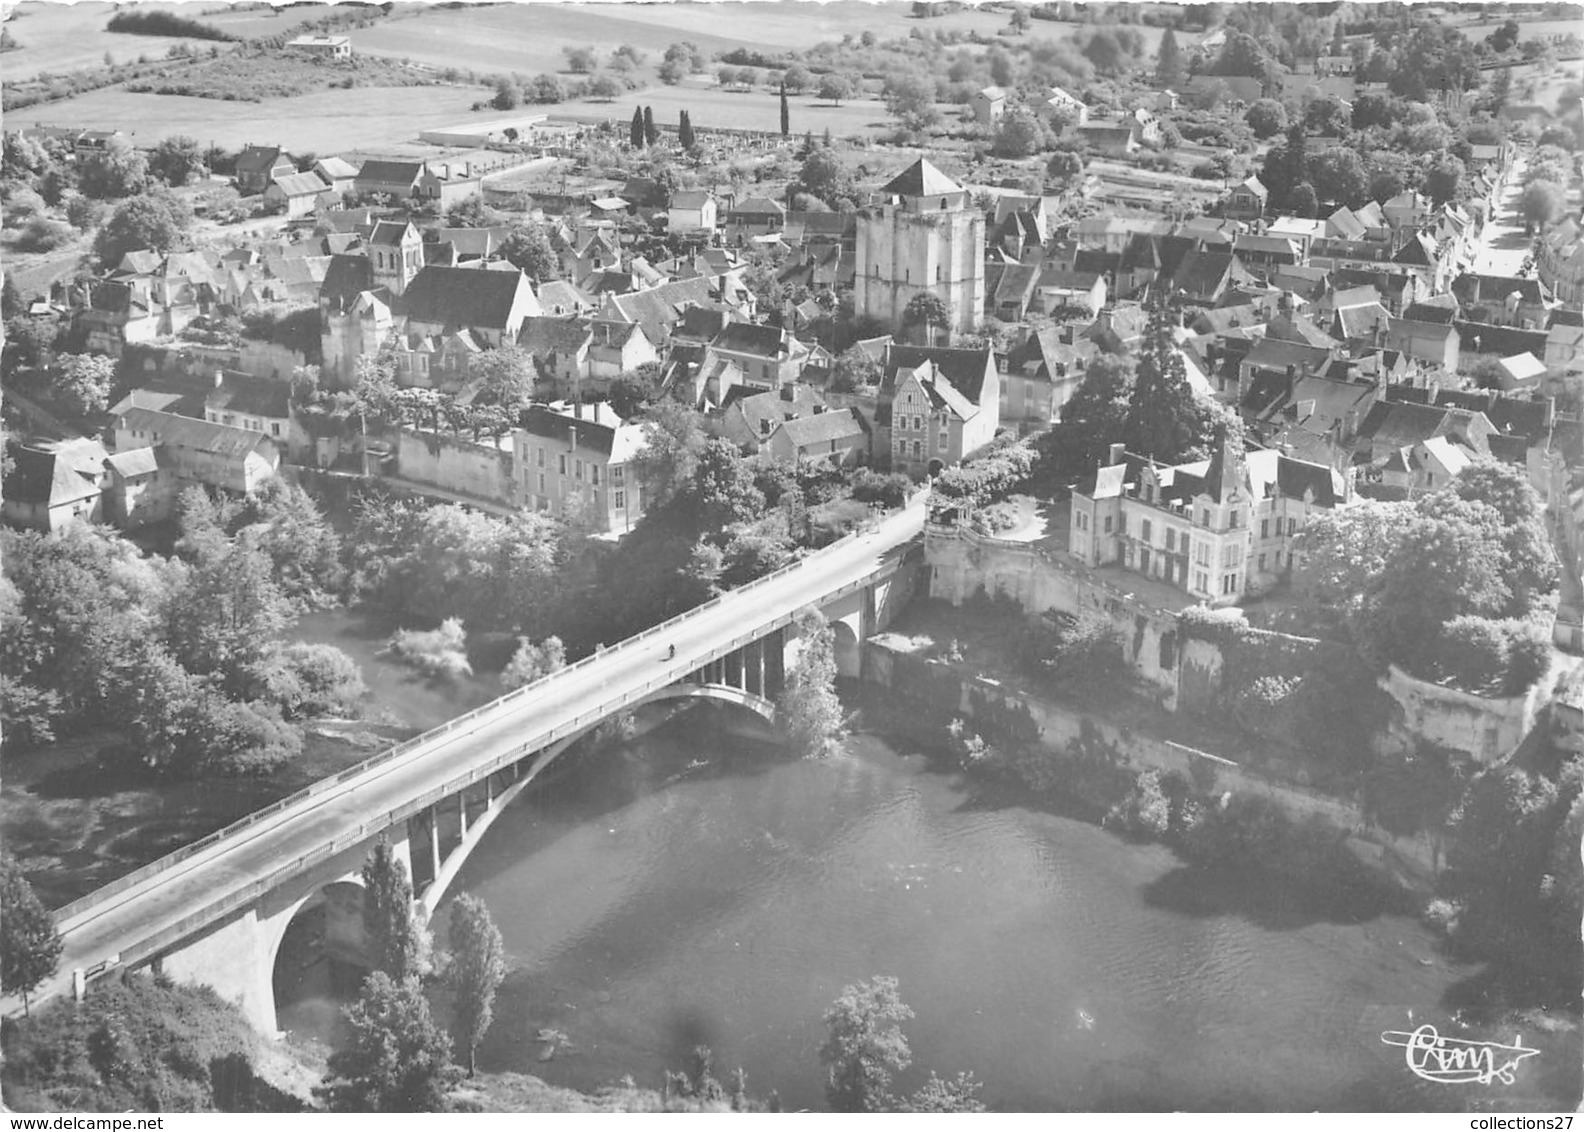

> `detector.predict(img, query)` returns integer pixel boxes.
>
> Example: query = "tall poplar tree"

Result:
[447,893,506,1077]
[678,108,695,149]
[1123,302,1204,463]
[642,105,658,147]
[1283,122,1307,211]
[1156,27,1186,87]
[630,106,645,148]
[362,840,424,981]
[780,85,791,136]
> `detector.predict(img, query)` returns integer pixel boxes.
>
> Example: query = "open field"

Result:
[2,1,239,81]
[7,83,491,154]
[548,80,920,138]
[194,2,344,41]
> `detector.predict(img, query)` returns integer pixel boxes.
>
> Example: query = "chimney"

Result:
[760,417,771,436]
[780,384,796,402]
[1108,442,1126,464]
[813,404,826,414]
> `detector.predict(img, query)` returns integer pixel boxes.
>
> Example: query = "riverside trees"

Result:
[778,610,843,757]
[0,850,63,1015]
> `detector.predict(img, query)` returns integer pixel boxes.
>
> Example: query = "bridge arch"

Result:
[830,619,861,678]
[272,879,368,1035]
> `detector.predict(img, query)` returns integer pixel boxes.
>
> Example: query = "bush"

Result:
[106,10,235,40]
[1110,768,1170,836]
[388,617,473,679]
[1437,615,1509,692]
[849,468,911,509]
[932,439,1035,510]
[187,696,303,776]
[263,642,366,719]
[14,216,75,252]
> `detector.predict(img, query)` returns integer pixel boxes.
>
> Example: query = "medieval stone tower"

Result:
[854,158,985,342]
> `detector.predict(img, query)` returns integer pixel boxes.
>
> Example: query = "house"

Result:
[1074,117,1141,156]
[1,438,108,531]
[1237,337,1335,404]
[353,158,426,201]
[112,407,281,495]
[1233,233,1303,276]
[234,145,294,194]
[1169,248,1254,306]
[518,314,594,388]
[1034,268,1106,317]
[418,163,483,209]
[1221,176,1268,222]
[204,371,304,460]
[985,262,1041,322]
[722,196,788,242]
[264,171,333,219]
[513,401,653,534]
[668,190,719,233]
[1043,86,1088,125]
[103,446,175,528]
[1451,273,1552,330]
[706,321,804,391]
[1003,325,1097,430]
[587,319,659,380]
[286,33,351,58]
[1069,431,1352,604]
[400,265,540,348]
[1386,317,1460,371]
[717,383,828,452]
[1495,352,1548,391]
[1353,400,1495,476]
[878,344,1000,475]
[312,156,360,194]
[765,406,871,467]
[971,86,1007,126]
[1539,220,1584,304]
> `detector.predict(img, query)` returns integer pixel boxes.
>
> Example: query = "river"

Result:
[431,716,1580,1113]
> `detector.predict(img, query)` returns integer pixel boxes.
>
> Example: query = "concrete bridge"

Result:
[14,500,925,1034]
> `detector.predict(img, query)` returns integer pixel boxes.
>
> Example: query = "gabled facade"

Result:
[878,344,999,475]
[513,401,653,534]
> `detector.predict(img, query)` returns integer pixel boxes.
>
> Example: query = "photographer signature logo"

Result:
[1381,1024,1540,1086]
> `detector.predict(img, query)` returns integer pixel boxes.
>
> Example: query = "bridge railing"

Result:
[51,520,899,924]
[64,537,922,975]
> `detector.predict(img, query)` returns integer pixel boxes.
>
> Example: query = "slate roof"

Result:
[401,265,531,329]
[1455,321,1548,358]
[3,440,106,508]
[880,158,963,198]
[518,403,650,461]
[773,407,869,449]
[1452,272,1548,307]
[1171,248,1236,299]
[1243,337,1331,374]
[235,145,286,175]
[105,447,162,479]
[314,156,359,180]
[519,315,593,355]
[369,220,415,247]
[1355,401,1488,450]
[118,408,274,458]
[669,190,714,209]
[319,253,376,312]
[356,159,425,187]
[206,373,292,420]
[712,321,787,358]
[271,171,330,197]
[883,345,992,403]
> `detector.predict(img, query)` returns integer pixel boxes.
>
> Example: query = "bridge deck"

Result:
[8,497,926,1016]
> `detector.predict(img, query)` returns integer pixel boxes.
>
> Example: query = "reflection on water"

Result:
[429,721,1580,1113]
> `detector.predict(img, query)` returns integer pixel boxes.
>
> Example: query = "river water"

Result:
[444,717,1581,1113]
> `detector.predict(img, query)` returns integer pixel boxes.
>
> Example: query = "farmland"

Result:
[1,1,239,81]
[547,80,919,140]
[6,83,491,154]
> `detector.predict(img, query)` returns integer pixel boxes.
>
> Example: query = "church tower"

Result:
[854,158,985,342]
[368,220,423,298]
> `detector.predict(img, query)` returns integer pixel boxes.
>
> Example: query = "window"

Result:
[615,490,626,510]
[1141,518,1152,543]
[575,459,584,482]
[1260,518,1269,539]
[1275,550,1283,567]
[939,429,949,450]
[538,473,546,494]
[1222,573,1238,595]
[1166,528,1176,551]
[558,454,568,475]
[1221,543,1241,567]
[537,447,545,468]
[271,423,281,436]
[1193,540,1211,566]
[1200,508,1211,527]
[1258,553,1267,572]
[1287,518,1297,536]
[913,440,922,459]
[896,438,906,455]
[1103,515,1113,534]
[612,464,624,484]
[591,465,601,486]
[1229,510,1241,529]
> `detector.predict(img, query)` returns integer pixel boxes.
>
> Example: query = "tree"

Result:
[818,72,854,105]
[777,610,843,757]
[643,105,658,147]
[491,76,520,111]
[1289,181,1318,218]
[79,137,148,200]
[1260,142,1294,210]
[783,63,811,94]
[992,109,1043,158]
[1008,3,1030,34]
[502,635,565,688]
[1304,95,1350,137]
[446,893,506,1076]
[165,532,289,697]
[903,291,948,346]
[500,222,558,282]
[901,1072,987,1113]
[678,108,696,151]
[1045,149,1084,185]
[0,850,63,1015]
[320,971,460,1112]
[1520,180,1566,230]
[1282,123,1308,208]
[1424,158,1463,209]
[362,841,425,982]
[630,401,707,510]
[470,343,535,410]
[630,106,645,148]
[1123,304,1205,463]
[588,74,622,101]
[797,146,854,207]
[1488,20,1520,54]
[882,73,940,135]
[1447,459,1558,615]
[147,135,205,187]
[1307,146,1368,208]
[563,45,596,73]
[1245,98,1287,139]
[93,189,192,265]
[1155,26,1186,87]
[780,86,790,137]
[820,975,914,1112]
[52,352,116,416]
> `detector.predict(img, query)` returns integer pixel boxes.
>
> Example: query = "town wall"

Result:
[394,429,516,507]
[1378,663,1548,765]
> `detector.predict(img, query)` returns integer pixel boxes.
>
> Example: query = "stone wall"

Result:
[924,525,1181,700]
[395,428,516,507]
[1379,662,1549,764]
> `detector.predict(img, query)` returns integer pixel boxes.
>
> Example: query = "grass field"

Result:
[549,80,914,138]
[2,1,238,81]
[8,83,491,154]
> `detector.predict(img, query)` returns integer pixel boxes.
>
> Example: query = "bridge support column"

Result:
[457,791,469,839]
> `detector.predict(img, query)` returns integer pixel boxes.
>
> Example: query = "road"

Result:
[1473,152,1533,277]
[9,495,927,1017]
